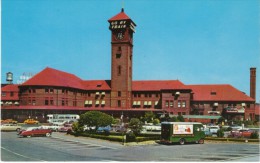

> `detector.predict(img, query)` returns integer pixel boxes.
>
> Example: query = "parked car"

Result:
[18,127,52,137]
[97,125,111,133]
[204,128,213,137]
[0,123,22,132]
[208,126,219,134]
[58,123,73,132]
[229,125,242,130]
[231,129,253,138]
[1,119,18,124]
[24,119,39,124]
[41,124,62,132]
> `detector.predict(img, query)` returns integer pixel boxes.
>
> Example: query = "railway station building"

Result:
[1,9,257,123]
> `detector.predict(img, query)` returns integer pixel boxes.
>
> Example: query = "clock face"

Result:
[116,32,124,40]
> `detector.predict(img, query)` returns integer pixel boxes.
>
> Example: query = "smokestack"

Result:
[250,67,256,100]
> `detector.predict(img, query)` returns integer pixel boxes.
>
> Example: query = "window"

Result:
[118,100,121,107]
[29,89,31,93]
[50,88,54,93]
[28,97,31,105]
[156,94,159,97]
[45,98,49,105]
[149,94,152,98]
[73,101,77,107]
[116,53,121,58]
[45,88,49,93]
[182,112,186,115]
[134,93,137,98]
[62,98,65,106]
[50,98,54,105]
[118,91,121,97]
[2,92,6,97]
[33,89,36,93]
[165,101,169,107]
[170,101,173,108]
[211,91,217,95]
[145,93,148,98]
[178,101,181,108]
[182,101,186,108]
[118,65,121,75]
[32,98,36,105]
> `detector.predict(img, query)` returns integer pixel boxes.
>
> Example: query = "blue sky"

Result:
[1,0,260,101]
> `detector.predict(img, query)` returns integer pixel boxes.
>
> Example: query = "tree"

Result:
[79,111,113,130]
[128,118,143,135]
[143,111,155,123]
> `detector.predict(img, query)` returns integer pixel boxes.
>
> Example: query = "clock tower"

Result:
[108,8,136,109]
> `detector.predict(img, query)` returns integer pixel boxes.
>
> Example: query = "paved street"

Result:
[1,132,259,161]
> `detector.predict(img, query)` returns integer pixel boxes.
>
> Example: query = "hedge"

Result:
[71,132,160,143]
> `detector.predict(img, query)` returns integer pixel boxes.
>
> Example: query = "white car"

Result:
[208,126,219,134]
[41,124,63,131]
[0,124,22,132]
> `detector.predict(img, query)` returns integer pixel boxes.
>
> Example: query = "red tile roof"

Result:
[82,80,111,90]
[132,80,187,91]
[108,9,131,22]
[21,67,86,90]
[188,84,254,102]
[1,84,19,100]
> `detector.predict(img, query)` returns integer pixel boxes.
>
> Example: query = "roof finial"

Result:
[121,0,124,12]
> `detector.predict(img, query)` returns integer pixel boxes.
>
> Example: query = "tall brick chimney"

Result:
[250,67,256,100]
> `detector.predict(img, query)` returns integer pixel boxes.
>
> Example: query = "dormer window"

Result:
[211,92,216,95]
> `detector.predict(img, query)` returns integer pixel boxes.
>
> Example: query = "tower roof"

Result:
[108,8,135,24]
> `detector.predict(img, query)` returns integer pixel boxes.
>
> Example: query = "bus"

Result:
[160,122,205,145]
[47,114,80,125]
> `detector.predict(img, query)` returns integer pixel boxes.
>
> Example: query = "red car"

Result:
[18,127,52,138]
[230,129,253,138]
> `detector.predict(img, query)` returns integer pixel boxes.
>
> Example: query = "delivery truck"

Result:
[160,122,205,145]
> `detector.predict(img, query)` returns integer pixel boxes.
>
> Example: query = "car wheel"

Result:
[198,139,204,144]
[46,133,51,137]
[16,128,21,132]
[179,139,185,145]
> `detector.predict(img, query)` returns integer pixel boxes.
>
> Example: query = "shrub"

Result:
[250,131,259,139]
[217,129,224,138]
[152,118,160,125]
[126,132,136,142]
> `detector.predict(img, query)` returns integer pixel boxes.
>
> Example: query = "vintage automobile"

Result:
[18,127,52,137]
[231,129,253,138]
[41,124,63,132]
[58,123,73,132]
[0,123,22,132]
[1,119,18,124]
[24,119,39,124]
